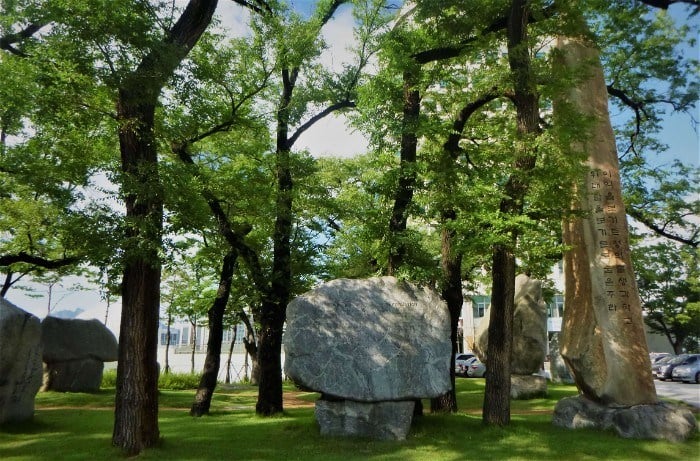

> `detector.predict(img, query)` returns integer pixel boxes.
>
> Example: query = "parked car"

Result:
[651,354,676,376]
[671,354,700,383]
[466,358,486,378]
[455,353,476,376]
[650,352,671,364]
[656,354,689,380]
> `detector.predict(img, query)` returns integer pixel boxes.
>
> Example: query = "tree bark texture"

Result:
[113,90,163,454]
[191,250,238,416]
[483,0,539,427]
[255,66,296,415]
[388,69,421,275]
[112,0,218,454]
[431,211,462,413]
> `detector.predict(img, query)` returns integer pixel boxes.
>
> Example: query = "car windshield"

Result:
[656,356,674,365]
[670,355,688,364]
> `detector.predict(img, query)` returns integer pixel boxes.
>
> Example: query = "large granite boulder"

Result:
[41,316,118,392]
[284,276,451,439]
[474,274,548,375]
[553,396,697,443]
[0,298,43,423]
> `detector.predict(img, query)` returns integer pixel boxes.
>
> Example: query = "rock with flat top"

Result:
[284,276,451,439]
[41,316,118,392]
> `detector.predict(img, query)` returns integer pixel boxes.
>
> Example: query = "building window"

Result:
[471,296,490,318]
[547,294,565,318]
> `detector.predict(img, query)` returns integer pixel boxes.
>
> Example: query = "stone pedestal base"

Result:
[315,399,415,440]
[553,395,697,442]
[511,375,547,400]
[42,359,104,393]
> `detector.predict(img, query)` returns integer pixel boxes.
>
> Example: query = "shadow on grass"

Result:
[1,381,698,461]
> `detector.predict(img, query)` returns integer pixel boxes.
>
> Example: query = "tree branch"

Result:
[628,208,699,247]
[171,143,269,294]
[0,252,80,269]
[0,22,46,57]
[637,0,699,10]
[411,4,556,64]
[230,0,272,16]
[443,87,501,159]
[288,100,357,148]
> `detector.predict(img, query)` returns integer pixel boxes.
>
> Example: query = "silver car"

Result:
[671,354,700,383]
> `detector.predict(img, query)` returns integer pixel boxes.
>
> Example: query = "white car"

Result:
[466,358,486,378]
[455,353,476,375]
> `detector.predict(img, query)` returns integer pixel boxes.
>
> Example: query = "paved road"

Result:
[654,379,700,408]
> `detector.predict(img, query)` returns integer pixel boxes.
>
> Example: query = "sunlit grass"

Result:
[1,379,697,460]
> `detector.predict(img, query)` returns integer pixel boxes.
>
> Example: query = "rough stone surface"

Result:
[315,399,415,440]
[548,333,574,384]
[41,316,118,392]
[41,316,118,362]
[474,274,548,375]
[284,276,451,401]
[510,375,547,400]
[556,37,657,406]
[0,298,43,423]
[553,396,697,443]
[42,359,105,393]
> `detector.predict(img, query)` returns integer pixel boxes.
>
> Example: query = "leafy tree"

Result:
[2,0,220,453]
[634,241,700,353]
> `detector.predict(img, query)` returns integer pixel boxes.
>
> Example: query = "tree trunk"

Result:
[388,68,421,275]
[190,319,197,374]
[482,0,539,426]
[164,311,172,374]
[225,324,237,384]
[191,250,238,416]
[431,211,462,413]
[483,245,516,425]
[240,310,259,384]
[255,66,296,415]
[255,302,285,415]
[112,90,163,455]
[111,2,219,454]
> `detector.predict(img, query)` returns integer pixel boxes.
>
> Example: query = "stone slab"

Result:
[511,374,547,400]
[315,399,415,440]
[553,395,697,443]
[42,358,104,393]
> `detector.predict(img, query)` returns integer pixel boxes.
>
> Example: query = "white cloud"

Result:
[296,113,368,158]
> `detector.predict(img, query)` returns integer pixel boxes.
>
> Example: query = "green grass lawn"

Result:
[1,378,698,460]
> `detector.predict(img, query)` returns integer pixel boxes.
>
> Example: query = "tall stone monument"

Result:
[553,37,696,442]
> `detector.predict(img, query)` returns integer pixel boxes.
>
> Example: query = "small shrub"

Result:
[101,369,117,388]
[158,372,201,390]
[101,369,201,390]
